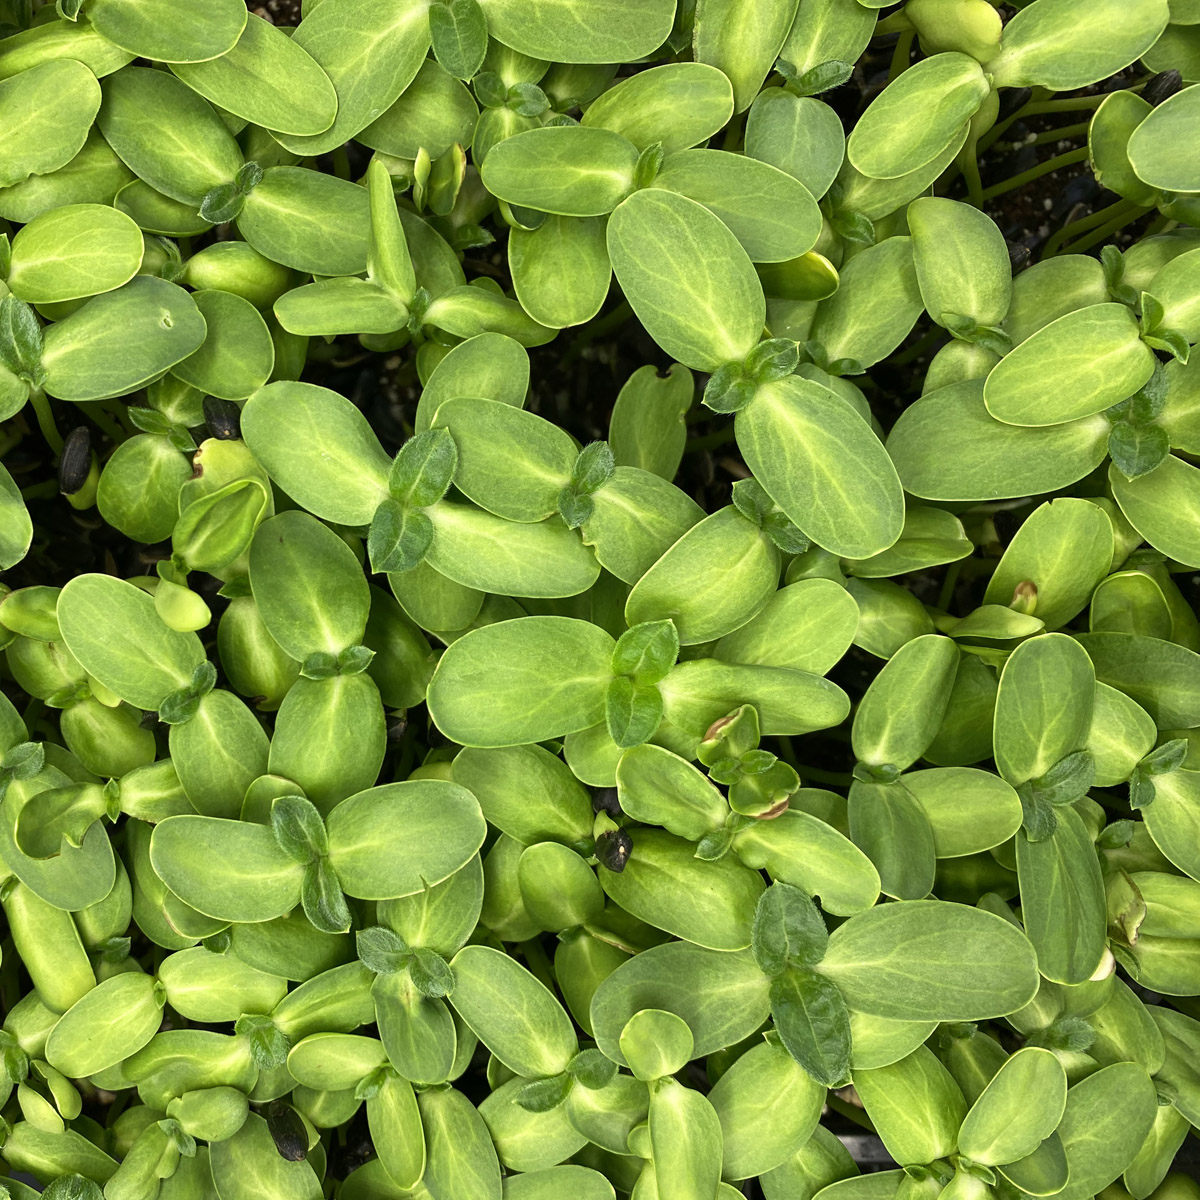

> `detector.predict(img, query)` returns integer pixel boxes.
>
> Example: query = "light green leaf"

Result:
[249,511,370,659]
[984,303,1155,427]
[0,59,101,190]
[607,188,765,372]
[170,13,338,137]
[714,577,858,675]
[273,0,431,157]
[649,149,821,263]
[0,462,33,570]
[426,502,600,597]
[7,203,143,304]
[887,379,1111,502]
[450,944,577,1077]
[475,0,675,62]
[1017,805,1107,984]
[326,780,482,905]
[481,126,638,216]
[42,277,208,403]
[242,381,390,526]
[599,828,766,951]
[988,0,1169,89]
[581,62,734,154]
[1111,454,1200,568]
[590,942,770,1067]
[852,1046,966,1166]
[149,816,304,923]
[984,498,1114,629]
[58,573,205,709]
[847,53,988,179]
[428,616,614,746]
[808,236,923,368]
[818,900,1039,1020]
[509,215,611,329]
[693,0,799,112]
[171,289,274,401]
[737,375,904,558]
[908,196,1011,328]
[98,66,243,206]
[624,505,779,645]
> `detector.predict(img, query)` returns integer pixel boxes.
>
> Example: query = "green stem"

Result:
[827,1094,877,1133]
[105,398,139,438]
[980,146,1089,202]
[795,764,854,787]
[721,109,747,152]
[1043,199,1143,256]
[330,144,352,181]
[892,326,945,366]
[686,425,736,453]
[565,301,632,361]
[1144,214,1176,238]
[28,387,63,454]
[20,697,43,738]
[1022,93,1128,117]
[1000,120,1091,149]
[938,561,963,613]
[776,737,798,767]
[19,480,56,501]
[79,401,128,446]
[978,92,1121,156]
[960,135,984,209]
[1056,206,1152,256]
[888,31,915,82]
[518,938,557,993]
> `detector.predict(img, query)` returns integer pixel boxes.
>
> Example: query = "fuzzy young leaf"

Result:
[43,1178,102,1200]
[509,83,550,118]
[515,1073,572,1112]
[730,477,773,525]
[753,882,829,975]
[560,441,616,527]
[474,71,506,108]
[1028,1016,1096,1053]
[300,651,339,681]
[389,429,459,508]
[1034,750,1096,808]
[1142,738,1189,776]
[357,925,410,975]
[1018,784,1058,842]
[568,1048,618,1090]
[1108,421,1171,480]
[780,57,855,98]
[369,500,434,574]
[611,619,679,684]
[270,794,329,863]
[633,142,665,189]
[745,338,800,383]
[409,949,455,998]
[337,645,376,676]
[235,1015,291,1070]
[703,362,758,413]
[429,0,488,80]
[1096,819,1135,850]
[0,295,45,386]
[301,858,352,934]
[571,441,616,494]
[769,967,851,1087]
[605,676,664,749]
